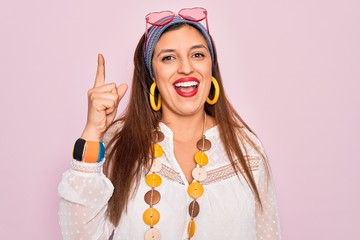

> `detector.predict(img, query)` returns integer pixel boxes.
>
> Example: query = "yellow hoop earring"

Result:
[206,77,220,105]
[149,82,161,111]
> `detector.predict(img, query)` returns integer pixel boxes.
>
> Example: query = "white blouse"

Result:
[58,122,281,240]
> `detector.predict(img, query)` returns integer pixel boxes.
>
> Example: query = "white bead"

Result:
[145,228,161,240]
[150,159,163,172]
[192,167,207,182]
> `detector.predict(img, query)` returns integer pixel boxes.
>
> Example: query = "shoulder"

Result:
[241,127,265,149]
[239,127,273,180]
[237,126,268,161]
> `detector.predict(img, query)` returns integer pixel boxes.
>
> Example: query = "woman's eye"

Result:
[193,53,205,58]
[162,56,174,61]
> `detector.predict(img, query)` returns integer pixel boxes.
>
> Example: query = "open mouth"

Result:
[174,81,199,91]
[173,78,199,97]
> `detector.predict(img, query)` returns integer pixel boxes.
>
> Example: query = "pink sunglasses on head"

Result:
[145,7,209,39]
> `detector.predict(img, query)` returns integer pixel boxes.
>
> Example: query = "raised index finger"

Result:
[94,53,106,88]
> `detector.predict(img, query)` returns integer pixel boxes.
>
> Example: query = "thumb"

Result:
[117,83,128,99]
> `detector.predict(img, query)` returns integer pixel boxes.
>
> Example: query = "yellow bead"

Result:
[194,151,208,166]
[146,173,162,188]
[187,182,204,199]
[143,207,160,226]
[187,220,196,237]
[153,144,163,158]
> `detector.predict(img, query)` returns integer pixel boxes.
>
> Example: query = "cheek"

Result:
[196,60,212,76]
[153,63,177,82]
[205,78,213,93]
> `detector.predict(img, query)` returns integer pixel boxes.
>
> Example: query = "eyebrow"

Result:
[156,44,209,58]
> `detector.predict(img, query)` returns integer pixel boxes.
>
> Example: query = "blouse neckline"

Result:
[158,121,219,138]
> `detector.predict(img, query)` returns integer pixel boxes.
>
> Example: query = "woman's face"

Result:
[152,25,212,117]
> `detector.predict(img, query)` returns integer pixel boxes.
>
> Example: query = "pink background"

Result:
[1,0,359,239]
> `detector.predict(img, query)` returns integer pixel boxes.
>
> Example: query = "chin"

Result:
[175,105,204,116]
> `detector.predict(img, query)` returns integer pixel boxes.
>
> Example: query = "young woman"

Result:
[58,7,281,240]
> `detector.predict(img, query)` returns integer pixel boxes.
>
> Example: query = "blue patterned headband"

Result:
[143,15,215,79]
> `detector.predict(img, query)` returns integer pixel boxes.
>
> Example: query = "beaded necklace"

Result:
[143,115,211,240]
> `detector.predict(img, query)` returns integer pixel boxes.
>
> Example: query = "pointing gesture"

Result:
[81,54,128,141]
[94,53,106,87]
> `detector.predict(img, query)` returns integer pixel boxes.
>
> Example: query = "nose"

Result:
[177,57,194,75]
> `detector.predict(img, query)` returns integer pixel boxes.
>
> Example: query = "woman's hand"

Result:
[81,54,128,141]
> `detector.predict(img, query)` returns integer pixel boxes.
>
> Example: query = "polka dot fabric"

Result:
[58,122,281,239]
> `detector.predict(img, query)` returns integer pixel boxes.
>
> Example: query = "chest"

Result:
[173,140,199,184]
[115,175,257,240]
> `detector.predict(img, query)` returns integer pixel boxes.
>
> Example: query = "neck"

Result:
[161,111,206,142]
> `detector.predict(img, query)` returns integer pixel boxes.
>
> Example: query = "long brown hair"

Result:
[103,24,269,226]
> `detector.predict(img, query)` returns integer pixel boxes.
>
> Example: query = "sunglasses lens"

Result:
[178,7,207,22]
[146,11,174,26]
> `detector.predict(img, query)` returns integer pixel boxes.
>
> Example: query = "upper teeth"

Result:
[174,81,198,87]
